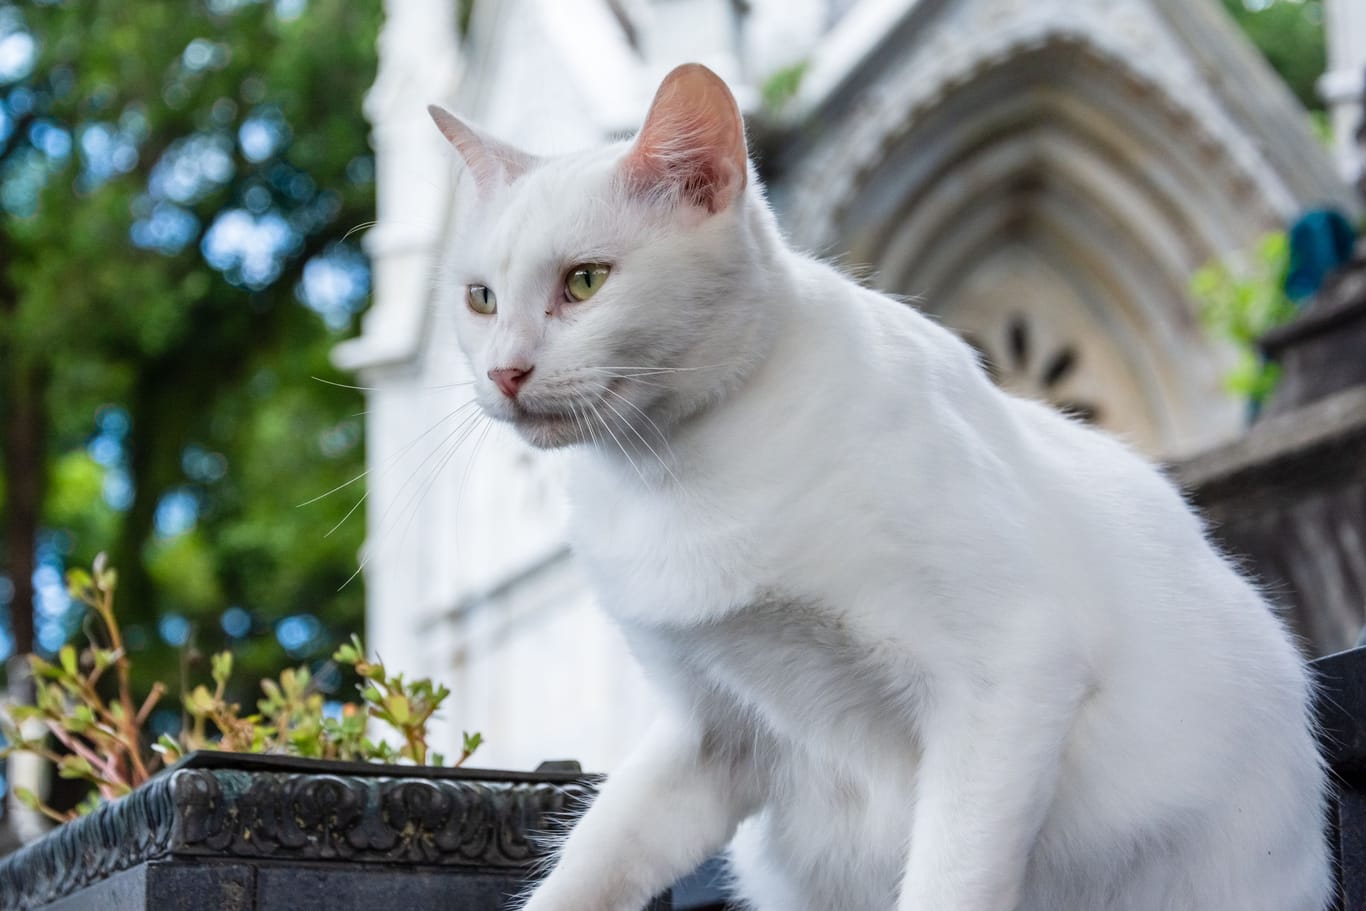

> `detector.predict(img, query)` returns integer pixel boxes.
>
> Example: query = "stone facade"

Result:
[776,0,1347,455]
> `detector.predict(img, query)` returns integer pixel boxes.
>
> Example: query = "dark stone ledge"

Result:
[0,752,606,910]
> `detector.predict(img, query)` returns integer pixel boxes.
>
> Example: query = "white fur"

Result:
[434,68,1331,911]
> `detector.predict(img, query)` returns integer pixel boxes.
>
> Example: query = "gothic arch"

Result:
[779,25,1311,455]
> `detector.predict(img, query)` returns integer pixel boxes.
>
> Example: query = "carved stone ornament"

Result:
[0,753,597,909]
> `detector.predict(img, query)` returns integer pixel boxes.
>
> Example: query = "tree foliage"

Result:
[1222,0,1327,113]
[0,0,377,716]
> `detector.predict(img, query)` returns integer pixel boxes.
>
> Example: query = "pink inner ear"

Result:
[624,65,748,214]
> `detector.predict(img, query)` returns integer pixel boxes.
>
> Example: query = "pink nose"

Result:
[488,366,533,398]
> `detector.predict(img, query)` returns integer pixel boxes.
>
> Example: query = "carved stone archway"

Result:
[778,2,1342,456]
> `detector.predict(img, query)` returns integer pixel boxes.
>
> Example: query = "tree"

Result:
[1223,0,1327,114]
[0,0,377,707]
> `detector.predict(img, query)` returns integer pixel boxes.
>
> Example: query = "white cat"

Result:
[428,64,1331,911]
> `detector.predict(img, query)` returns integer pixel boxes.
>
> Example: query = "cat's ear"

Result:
[427,105,535,195]
[622,64,747,214]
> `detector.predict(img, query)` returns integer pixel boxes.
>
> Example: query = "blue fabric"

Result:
[1285,208,1356,302]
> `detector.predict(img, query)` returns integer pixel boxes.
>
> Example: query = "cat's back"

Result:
[825,280,1314,706]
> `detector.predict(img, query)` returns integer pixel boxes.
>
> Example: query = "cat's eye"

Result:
[467,284,496,315]
[565,263,612,302]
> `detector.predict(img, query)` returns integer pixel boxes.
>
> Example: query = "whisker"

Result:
[588,398,647,486]
[452,419,494,561]
[594,386,680,486]
[310,375,478,392]
[341,220,379,243]
[574,403,599,453]
[583,363,734,374]
[578,401,605,456]
[338,409,486,590]
[392,414,486,556]
[352,407,484,537]
[312,376,375,391]
[589,370,670,390]
[341,215,444,245]
[568,403,587,449]
[299,402,475,508]
[325,407,482,540]
[599,385,675,454]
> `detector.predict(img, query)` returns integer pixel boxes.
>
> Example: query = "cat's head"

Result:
[429,64,777,452]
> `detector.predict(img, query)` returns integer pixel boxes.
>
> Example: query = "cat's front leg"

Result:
[519,714,757,911]
[896,662,1086,911]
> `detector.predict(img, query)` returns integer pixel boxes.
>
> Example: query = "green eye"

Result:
[565,263,611,302]
[467,284,496,315]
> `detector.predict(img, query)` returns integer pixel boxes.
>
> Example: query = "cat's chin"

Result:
[510,412,580,450]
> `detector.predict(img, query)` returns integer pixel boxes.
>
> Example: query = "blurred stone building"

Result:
[336,0,1355,770]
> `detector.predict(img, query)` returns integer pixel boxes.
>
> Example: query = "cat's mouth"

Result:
[515,405,571,426]
[503,380,638,450]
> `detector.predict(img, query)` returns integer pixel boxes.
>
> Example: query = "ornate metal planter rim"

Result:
[0,752,596,909]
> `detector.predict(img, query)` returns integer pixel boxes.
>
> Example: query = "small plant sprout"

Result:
[1190,232,1298,406]
[0,556,482,823]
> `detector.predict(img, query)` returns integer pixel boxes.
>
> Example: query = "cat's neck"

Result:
[671,255,879,454]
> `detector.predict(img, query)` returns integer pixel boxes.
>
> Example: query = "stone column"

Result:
[332,0,464,710]
[1320,0,1366,192]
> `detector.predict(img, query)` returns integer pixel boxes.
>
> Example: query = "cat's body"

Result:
[429,65,1331,911]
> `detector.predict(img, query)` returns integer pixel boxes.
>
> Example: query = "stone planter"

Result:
[0,752,669,910]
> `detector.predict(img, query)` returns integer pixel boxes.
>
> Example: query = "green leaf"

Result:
[67,704,96,733]
[74,793,104,816]
[383,694,411,725]
[13,786,42,811]
[760,59,810,113]
[97,568,118,592]
[56,754,95,780]
[37,683,66,713]
[154,733,184,762]
[1189,231,1295,406]
[65,568,93,600]
[189,685,216,714]
[211,652,233,688]
[59,644,78,677]
[28,656,61,680]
